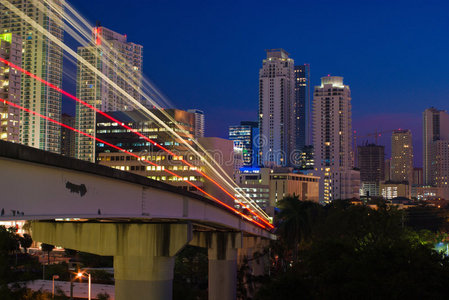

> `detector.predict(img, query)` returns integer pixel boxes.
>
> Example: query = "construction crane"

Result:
[354,129,396,146]
[353,129,396,168]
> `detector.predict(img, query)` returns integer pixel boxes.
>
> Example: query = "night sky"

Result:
[63,0,449,167]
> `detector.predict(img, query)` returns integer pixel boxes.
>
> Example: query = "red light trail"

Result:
[0,97,268,230]
[0,57,273,229]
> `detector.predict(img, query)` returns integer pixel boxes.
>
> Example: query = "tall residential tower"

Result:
[258,49,295,167]
[391,129,413,184]
[0,0,64,153]
[0,33,22,143]
[313,76,358,202]
[75,26,143,162]
[422,108,449,185]
[293,64,311,155]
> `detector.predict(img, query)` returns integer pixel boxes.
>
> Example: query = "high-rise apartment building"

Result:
[430,140,449,199]
[187,109,205,139]
[358,144,385,197]
[0,33,22,143]
[423,108,449,185]
[76,26,143,162]
[294,64,311,154]
[258,49,295,167]
[229,121,259,167]
[313,76,357,202]
[390,129,413,184]
[0,0,64,152]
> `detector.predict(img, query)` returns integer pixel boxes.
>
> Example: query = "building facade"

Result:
[313,76,357,202]
[187,109,205,139]
[391,129,413,184]
[358,144,385,197]
[0,33,21,143]
[258,49,295,167]
[430,140,449,199]
[380,181,411,200]
[229,121,259,167]
[422,108,449,185]
[0,0,64,153]
[96,109,203,191]
[298,145,314,170]
[412,167,423,186]
[76,26,143,162]
[61,113,75,157]
[234,167,271,212]
[269,169,319,216]
[293,64,311,158]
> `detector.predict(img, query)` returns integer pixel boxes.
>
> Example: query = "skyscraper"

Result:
[390,129,413,184]
[423,108,449,185]
[294,64,311,154]
[229,121,259,167]
[187,109,205,139]
[358,144,385,197]
[430,140,449,199]
[75,26,143,162]
[258,49,295,167]
[0,0,64,153]
[0,33,22,143]
[313,76,357,202]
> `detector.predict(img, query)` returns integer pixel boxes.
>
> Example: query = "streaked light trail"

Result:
[0,97,269,230]
[0,56,272,228]
[2,0,272,225]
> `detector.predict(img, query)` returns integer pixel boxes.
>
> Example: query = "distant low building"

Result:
[235,167,271,211]
[269,168,319,216]
[380,181,411,200]
[229,121,259,167]
[412,185,440,201]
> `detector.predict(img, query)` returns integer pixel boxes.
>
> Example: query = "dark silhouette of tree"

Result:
[255,203,449,300]
[19,234,32,254]
[276,196,322,262]
[41,243,55,265]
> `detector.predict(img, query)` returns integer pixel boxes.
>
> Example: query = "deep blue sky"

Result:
[64,0,449,167]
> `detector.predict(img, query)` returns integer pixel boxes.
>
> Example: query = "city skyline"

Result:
[58,0,449,167]
[3,2,449,299]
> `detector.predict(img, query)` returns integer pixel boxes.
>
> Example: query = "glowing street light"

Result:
[76,271,91,300]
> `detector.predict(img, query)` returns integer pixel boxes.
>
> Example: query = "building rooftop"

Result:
[265,48,289,59]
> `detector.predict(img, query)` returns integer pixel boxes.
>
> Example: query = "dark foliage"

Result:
[255,200,449,300]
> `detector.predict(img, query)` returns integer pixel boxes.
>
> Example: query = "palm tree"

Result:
[276,195,322,262]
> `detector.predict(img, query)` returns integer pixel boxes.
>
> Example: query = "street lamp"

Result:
[52,275,59,299]
[76,271,91,300]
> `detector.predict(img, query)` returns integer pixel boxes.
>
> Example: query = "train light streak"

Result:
[0,97,268,230]
[3,0,271,224]
[0,57,273,228]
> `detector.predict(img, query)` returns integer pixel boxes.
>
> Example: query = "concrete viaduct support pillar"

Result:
[31,222,192,300]
[190,231,242,300]
[238,236,269,277]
